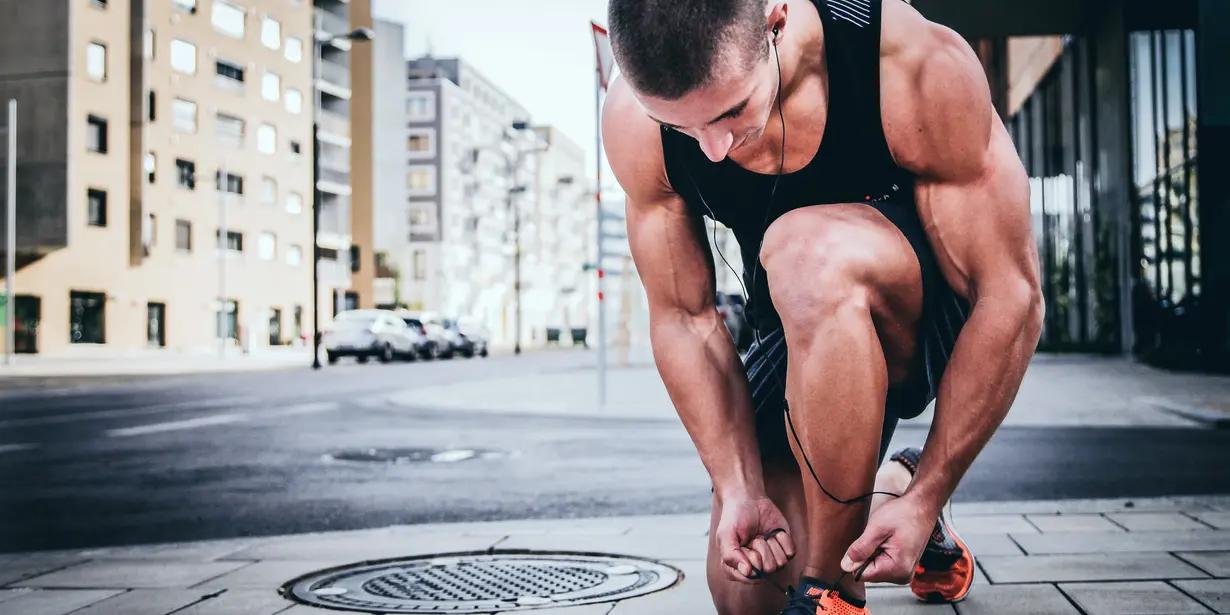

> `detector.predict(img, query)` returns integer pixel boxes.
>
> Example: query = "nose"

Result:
[697,129,734,163]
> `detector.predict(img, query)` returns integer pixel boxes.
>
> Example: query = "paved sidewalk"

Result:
[0,347,314,380]
[0,495,1228,614]
[393,353,1230,427]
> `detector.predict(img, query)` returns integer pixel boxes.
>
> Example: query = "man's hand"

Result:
[840,494,936,584]
[715,495,797,584]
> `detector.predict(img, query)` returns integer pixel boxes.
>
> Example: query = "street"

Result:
[2,349,1229,554]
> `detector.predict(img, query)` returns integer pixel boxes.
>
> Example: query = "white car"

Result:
[324,310,418,364]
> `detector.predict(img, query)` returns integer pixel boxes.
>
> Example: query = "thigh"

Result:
[760,203,925,384]
[706,457,810,615]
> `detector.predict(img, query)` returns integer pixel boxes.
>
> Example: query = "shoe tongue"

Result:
[797,577,867,609]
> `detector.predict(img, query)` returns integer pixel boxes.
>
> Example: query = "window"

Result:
[261,17,281,50]
[70,291,106,344]
[407,92,435,121]
[147,302,166,347]
[215,112,245,147]
[407,166,435,195]
[285,191,303,214]
[258,232,276,261]
[172,97,197,133]
[257,123,276,154]
[92,0,107,7]
[260,176,276,205]
[284,37,303,63]
[175,219,192,252]
[293,305,303,339]
[216,170,244,195]
[216,229,243,252]
[143,28,154,60]
[216,299,238,341]
[284,88,302,114]
[211,1,245,38]
[406,129,434,157]
[170,39,196,74]
[215,58,245,87]
[142,212,157,256]
[175,158,195,189]
[86,115,107,153]
[86,42,107,82]
[87,188,107,227]
[413,249,426,280]
[147,90,156,122]
[261,71,279,101]
[171,0,196,12]
[289,140,302,155]
[144,152,156,184]
[287,244,302,266]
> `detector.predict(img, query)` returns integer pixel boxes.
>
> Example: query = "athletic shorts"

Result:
[743,197,971,463]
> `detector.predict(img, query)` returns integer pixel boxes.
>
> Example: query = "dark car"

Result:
[444,318,489,358]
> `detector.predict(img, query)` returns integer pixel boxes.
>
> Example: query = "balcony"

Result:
[318,109,349,139]
[319,58,349,89]
[315,9,349,38]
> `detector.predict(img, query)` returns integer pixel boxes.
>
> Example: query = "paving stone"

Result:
[1060,581,1213,614]
[963,532,1024,556]
[980,553,1206,583]
[1192,513,1230,530]
[1107,512,1210,531]
[193,560,354,590]
[0,553,91,586]
[221,533,499,561]
[1176,552,1230,577]
[0,588,31,604]
[1025,514,1125,533]
[71,539,253,561]
[0,589,123,615]
[71,589,215,614]
[866,587,956,615]
[1013,529,1230,555]
[608,560,711,614]
[949,514,1038,535]
[1173,579,1230,614]
[16,560,251,589]
[495,532,708,561]
[954,583,1079,615]
[174,588,296,615]
[276,607,371,614]
[952,497,1203,516]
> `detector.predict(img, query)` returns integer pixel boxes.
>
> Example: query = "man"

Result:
[601,0,1043,613]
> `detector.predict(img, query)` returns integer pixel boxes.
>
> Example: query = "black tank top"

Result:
[661,0,914,331]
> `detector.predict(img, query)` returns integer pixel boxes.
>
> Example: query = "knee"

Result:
[760,212,872,334]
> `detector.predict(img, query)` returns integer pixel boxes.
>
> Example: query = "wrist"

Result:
[903,478,949,517]
[714,478,767,503]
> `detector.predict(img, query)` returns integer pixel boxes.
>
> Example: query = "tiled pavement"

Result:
[2,496,1229,614]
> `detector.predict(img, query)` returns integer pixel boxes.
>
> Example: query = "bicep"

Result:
[627,194,718,318]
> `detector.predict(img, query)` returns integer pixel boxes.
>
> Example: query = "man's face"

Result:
[635,47,778,163]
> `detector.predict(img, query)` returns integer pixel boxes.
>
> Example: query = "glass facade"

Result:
[1007,37,1119,351]
[1128,30,1201,365]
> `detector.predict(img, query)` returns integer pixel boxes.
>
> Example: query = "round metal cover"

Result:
[322,447,510,464]
[280,550,682,613]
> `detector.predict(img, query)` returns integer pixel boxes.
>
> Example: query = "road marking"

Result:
[106,413,249,437]
[271,402,340,417]
[0,443,38,454]
[0,397,258,428]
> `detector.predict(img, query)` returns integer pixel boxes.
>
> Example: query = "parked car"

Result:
[398,310,452,359]
[716,292,752,352]
[444,317,490,358]
[324,309,418,364]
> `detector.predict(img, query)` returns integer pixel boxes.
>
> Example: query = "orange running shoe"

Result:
[889,447,976,604]
[779,577,872,615]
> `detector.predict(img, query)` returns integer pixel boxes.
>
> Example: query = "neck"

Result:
[777,0,827,100]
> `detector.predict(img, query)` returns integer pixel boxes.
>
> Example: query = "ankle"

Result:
[799,568,866,602]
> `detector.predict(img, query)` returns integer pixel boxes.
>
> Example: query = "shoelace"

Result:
[780,586,835,613]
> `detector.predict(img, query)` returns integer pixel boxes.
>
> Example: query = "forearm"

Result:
[906,292,1043,513]
[650,311,765,501]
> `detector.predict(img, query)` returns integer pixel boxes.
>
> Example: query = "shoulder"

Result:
[602,76,677,205]
[878,0,993,180]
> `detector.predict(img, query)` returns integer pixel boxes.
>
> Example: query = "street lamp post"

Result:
[311,25,373,370]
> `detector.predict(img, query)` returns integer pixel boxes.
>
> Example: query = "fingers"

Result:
[767,528,797,561]
[841,524,890,573]
[852,552,913,585]
[721,547,759,585]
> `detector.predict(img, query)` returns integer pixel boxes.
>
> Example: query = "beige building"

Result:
[0,0,315,355]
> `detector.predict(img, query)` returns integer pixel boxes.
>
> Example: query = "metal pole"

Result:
[513,156,522,356]
[4,100,15,366]
[594,71,607,407]
[218,161,227,360]
[311,124,322,369]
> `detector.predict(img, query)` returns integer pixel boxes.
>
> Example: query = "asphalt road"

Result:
[1,350,1228,553]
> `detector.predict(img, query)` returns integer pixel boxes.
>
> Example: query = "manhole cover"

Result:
[280,551,681,613]
[323,448,510,464]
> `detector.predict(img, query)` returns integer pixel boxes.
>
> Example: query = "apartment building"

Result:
[0,0,315,355]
